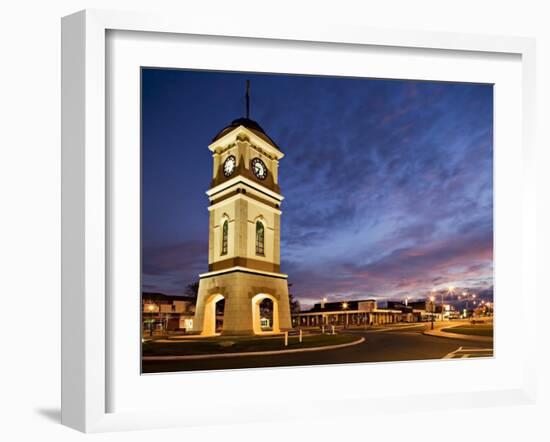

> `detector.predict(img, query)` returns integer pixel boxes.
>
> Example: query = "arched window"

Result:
[221,219,228,255]
[255,221,265,255]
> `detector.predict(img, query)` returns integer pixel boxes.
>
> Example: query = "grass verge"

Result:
[441,325,493,337]
[143,333,359,356]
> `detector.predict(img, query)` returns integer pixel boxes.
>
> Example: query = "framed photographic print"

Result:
[140,68,495,374]
[61,9,537,433]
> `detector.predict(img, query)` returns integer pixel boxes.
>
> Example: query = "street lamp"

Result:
[461,291,478,318]
[430,289,437,323]
[342,302,349,328]
[444,286,454,318]
[471,294,477,318]
[429,296,435,330]
[147,303,155,336]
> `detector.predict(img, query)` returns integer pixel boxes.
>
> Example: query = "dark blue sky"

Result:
[142,68,493,308]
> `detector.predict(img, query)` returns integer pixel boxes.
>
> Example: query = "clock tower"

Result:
[193,85,292,336]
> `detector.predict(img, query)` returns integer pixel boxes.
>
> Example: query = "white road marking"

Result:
[368,324,426,333]
[443,346,463,359]
[442,346,493,359]
[458,348,493,352]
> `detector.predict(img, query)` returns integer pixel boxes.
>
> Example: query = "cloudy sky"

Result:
[141,69,493,308]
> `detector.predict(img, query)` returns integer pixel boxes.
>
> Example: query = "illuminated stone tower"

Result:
[193,83,292,336]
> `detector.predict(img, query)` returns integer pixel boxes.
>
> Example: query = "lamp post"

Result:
[430,289,436,323]
[429,296,435,330]
[461,292,476,318]
[342,302,349,328]
[445,286,454,320]
[147,303,155,336]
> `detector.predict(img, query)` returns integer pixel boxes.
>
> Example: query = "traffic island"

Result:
[441,324,493,337]
[424,322,493,343]
[142,333,364,360]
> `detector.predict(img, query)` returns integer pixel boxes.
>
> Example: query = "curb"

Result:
[367,324,427,333]
[142,337,365,361]
[423,329,493,343]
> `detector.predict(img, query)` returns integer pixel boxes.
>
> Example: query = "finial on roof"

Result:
[245,80,250,119]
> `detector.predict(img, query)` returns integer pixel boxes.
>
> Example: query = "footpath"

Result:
[423,320,493,343]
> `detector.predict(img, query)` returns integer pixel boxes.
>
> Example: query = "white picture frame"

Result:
[61,9,537,433]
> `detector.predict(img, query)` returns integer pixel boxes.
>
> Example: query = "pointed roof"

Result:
[211,117,280,150]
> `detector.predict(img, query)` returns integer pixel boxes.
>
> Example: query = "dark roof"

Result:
[408,301,429,308]
[141,292,195,303]
[211,118,280,150]
[309,299,376,313]
[386,302,414,313]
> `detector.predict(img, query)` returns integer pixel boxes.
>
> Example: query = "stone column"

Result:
[208,212,215,264]
[221,290,254,335]
[234,198,248,257]
[212,152,221,179]
[272,159,279,184]
[273,213,281,266]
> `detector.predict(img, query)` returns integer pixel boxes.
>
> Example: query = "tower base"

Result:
[192,270,292,336]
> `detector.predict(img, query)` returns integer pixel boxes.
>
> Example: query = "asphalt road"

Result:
[141,324,493,374]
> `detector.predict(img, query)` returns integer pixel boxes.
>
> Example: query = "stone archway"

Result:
[201,293,224,336]
[251,293,280,334]
[194,272,292,335]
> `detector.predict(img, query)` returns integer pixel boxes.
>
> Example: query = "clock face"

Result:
[251,158,268,180]
[223,155,236,177]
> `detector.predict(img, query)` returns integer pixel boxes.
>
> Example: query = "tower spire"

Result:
[245,80,250,119]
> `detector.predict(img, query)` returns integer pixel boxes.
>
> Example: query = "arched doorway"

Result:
[251,293,280,334]
[259,298,274,332]
[201,294,224,336]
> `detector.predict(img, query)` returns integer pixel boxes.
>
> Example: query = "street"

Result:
[142,323,493,373]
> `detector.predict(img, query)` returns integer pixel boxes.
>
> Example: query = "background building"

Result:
[292,299,402,328]
[142,293,196,333]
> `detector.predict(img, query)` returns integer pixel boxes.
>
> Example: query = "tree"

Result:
[184,281,200,301]
[289,293,301,314]
[288,283,301,313]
